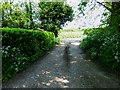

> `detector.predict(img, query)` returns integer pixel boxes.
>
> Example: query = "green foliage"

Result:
[38,2,74,37]
[1,28,55,82]
[2,2,29,28]
[78,0,89,15]
[80,27,120,70]
[54,37,61,44]
[78,1,120,71]
[1,1,73,34]
[8,9,29,28]
[1,2,38,29]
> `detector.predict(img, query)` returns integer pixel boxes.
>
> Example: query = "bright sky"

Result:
[63,0,106,29]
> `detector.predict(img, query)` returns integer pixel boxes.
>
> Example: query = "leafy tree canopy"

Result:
[38,2,74,37]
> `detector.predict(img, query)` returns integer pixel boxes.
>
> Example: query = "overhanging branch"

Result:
[95,0,112,12]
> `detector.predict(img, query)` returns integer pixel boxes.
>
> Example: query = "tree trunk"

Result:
[2,4,5,27]
[25,3,29,29]
[110,2,120,31]
[29,2,33,29]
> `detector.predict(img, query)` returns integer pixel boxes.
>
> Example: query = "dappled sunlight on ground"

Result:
[2,38,119,88]
[70,61,77,64]
[54,77,69,84]
[35,75,69,88]
[42,71,51,75]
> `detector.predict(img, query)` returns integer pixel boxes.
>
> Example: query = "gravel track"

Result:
[2,38,119,88]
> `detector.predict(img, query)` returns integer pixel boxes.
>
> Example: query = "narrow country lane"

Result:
[3,38,119,88]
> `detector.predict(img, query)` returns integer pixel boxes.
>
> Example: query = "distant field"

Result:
[58,29,84,38]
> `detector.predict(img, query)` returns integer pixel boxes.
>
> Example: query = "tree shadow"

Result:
[63,43,71,70]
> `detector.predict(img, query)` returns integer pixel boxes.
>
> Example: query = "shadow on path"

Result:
[2,38,120,88]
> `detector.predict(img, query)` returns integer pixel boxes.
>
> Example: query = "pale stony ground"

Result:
[2,38,120,88]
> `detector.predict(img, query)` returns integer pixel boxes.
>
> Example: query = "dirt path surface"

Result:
[3,38,119,88]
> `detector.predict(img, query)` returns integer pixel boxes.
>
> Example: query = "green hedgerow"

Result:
[1,28,55,82]
[80,27,120,70]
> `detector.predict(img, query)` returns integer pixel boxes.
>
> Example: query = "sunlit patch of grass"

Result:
[58,29,84,38]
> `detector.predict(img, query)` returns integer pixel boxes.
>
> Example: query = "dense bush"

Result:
[1,28,55,82]
[80,27,120,70]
